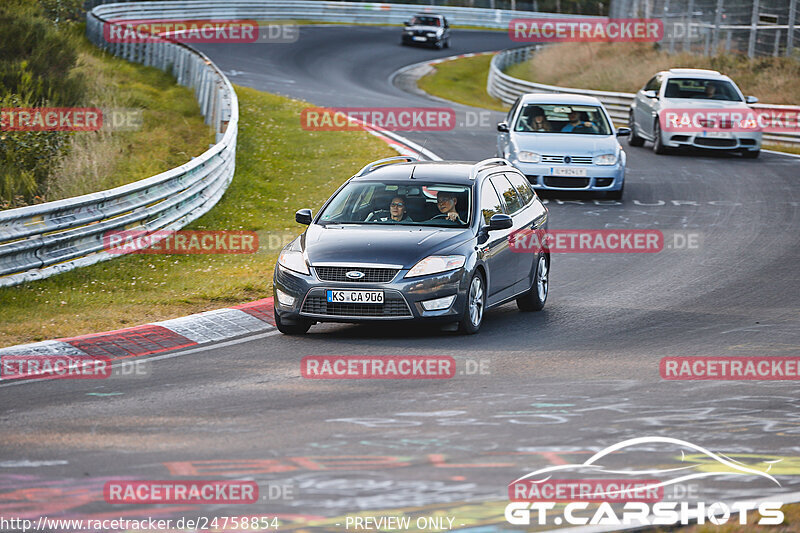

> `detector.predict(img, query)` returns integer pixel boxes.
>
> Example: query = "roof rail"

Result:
[469,158,511,180]
[355,156,418,177]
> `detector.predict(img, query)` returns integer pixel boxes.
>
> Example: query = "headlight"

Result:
[517,151,541,163]
[405,255,466,278]
[593,153,618,166]
[278,240,309,275]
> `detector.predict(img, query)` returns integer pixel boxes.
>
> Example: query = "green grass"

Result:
[42,30,215,201]
[0,86,395,347]
[417,54,507,112]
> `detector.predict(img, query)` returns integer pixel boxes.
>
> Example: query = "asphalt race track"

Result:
[1,25,799,531]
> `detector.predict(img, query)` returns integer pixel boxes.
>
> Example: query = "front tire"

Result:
[274,309,312,335]
[628,112,645,147]
[458,272,485,334]
[517,254,549,312]
[652,120,670,154]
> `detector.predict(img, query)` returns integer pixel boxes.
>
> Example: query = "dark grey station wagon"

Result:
[273,157,550,334]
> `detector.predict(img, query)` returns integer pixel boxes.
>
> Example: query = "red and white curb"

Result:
[0,298,275,370]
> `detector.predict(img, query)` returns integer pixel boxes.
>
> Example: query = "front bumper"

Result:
[402,33,439,45]
[273,264,468,324]
[511,160,625,192]
[663,131,762,151]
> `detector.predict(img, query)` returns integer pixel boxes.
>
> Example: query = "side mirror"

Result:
[643,90,658,99]
[616,127,631,137]
[745,95,758,104]
[295,208,312,225]
[488,213,513,231]
[497,121,509,133]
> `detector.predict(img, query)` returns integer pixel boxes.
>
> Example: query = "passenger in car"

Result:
[527,106,552,132]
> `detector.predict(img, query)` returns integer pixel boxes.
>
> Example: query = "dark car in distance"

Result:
[401,13,451,48]
[272,157,550,335]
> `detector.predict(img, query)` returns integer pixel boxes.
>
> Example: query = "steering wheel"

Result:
[365,210,390,222]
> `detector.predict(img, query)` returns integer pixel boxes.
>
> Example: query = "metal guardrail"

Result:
[83,0,591,29]
[487,46,800,146]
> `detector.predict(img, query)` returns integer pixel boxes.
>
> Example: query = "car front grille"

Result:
[542,155,593,164]
[543,177,590,188]
[301,289,412,319]
[314,266,399,283]
[694,137,738,148]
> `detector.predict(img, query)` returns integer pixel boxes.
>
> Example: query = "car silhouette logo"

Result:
[346,270,365,280]
[564,156,572,164]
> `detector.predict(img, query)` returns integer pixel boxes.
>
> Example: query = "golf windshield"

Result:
[317,182,471,227]
[514,104,613,135]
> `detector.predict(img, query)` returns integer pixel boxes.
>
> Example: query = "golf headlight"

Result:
[593,153,618,166]
[406,255,466,278]
[517,151,541,163]
[278,240,309,275]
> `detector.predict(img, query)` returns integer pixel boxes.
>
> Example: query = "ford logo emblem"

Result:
[563,156,571,164]
[346,270,365,280]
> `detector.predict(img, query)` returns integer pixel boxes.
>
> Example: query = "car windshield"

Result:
[411,16,441,26]
[317,181,471,228]
[513,104,612,135]
[664,78,742,101]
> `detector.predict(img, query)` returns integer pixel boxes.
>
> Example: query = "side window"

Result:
[479,182,505,225]
[505,172,534,206]
[490,175,523,215]
[644,76,661,92]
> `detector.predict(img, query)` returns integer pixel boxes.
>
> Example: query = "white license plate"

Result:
[703,131,732,139]
[552,167,587,177]
[327,290,384,304]
[412,36,426,41]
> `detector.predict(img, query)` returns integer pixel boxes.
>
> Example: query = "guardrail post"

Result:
[789,0,797,56]
[748,0,760,58]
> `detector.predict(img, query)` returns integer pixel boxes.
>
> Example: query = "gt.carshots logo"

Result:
[510,18,663,42]
[104,480,258,504]
[300,107,455,131]
[505,437,784,527]
[301,356,456,379]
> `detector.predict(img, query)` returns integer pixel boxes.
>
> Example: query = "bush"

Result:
[0,0,84,207]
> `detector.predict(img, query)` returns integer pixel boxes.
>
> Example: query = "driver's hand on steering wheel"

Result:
[446,212,460,221]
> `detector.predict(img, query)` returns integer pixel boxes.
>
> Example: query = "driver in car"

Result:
[561,110,599,133]
[431,192,464,224]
